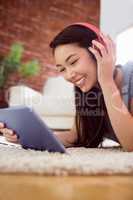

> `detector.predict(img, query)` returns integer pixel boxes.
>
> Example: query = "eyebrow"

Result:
[56,53,77,67]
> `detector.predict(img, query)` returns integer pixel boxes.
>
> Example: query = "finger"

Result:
[101,35,114,54]
[107,35,116,52]
[106,35,115,49]
[107,35,114,44]
[4,134,17,140]
[3,132,18,140]
[98,33,116,59]
[5,136,18,143]
[0,128,14,135]
[0,122,5,128]
[5,134,18,141]
[92,40,107,56]
[0,128,7,135]
[88,46,101,61]
[106,35,117,62]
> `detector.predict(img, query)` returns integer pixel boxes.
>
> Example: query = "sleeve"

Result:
[129,70,133,98]
[123,61,133,99]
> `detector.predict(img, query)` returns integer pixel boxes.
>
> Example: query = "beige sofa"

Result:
[9,76,76,130]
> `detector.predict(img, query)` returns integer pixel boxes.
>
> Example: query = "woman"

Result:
[0,22,133,151]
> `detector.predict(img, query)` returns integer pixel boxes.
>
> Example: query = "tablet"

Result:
[0,106,66,153]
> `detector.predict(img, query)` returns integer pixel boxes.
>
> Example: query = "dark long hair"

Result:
[49,24,114,147]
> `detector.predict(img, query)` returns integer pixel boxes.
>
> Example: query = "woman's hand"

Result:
[89,34,116,85]
[0,122,19,143]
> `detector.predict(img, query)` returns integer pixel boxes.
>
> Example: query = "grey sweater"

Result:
[104,61,133,143]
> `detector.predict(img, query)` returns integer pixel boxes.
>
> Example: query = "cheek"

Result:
[90,66,97,76]
[76,60,89,73]
[88,68,97,82]
[82,62,97,77]
[79,57,95,72]
[84,65,97,87]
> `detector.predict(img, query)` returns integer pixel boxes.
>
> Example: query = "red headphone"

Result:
[71,22,104,44]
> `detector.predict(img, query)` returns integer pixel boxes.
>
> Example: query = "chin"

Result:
[79,85,92,93]
[80,87,87,93]
[80,85,93,93]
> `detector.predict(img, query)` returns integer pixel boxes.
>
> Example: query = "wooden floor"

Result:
[0,174,133,200]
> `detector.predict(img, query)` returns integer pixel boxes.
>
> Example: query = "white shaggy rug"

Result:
[0,142,133,176]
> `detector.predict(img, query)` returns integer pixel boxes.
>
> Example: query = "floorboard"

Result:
[0,174,133,200]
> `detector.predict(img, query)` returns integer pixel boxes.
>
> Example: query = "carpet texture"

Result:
[0,144,133,176]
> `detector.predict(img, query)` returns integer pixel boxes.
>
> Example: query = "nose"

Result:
[64,68,77,82]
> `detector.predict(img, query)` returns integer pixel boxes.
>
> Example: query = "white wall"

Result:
[116,27,133,64]
[100,0,133,38]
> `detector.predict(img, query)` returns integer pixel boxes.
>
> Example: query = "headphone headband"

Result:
[72,22,103,44]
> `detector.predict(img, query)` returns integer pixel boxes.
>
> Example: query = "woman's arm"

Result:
[101,80,133,151]
[89,34,133,151]
[53,123,77,148]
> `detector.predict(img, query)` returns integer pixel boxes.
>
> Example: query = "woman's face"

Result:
[54,43,97,92]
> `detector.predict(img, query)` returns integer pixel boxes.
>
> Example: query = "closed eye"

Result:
[57,59,79,72]
[59,68,65,72]
[70,59,78,65]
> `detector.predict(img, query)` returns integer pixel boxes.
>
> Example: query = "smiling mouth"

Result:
[75,76,86,87]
